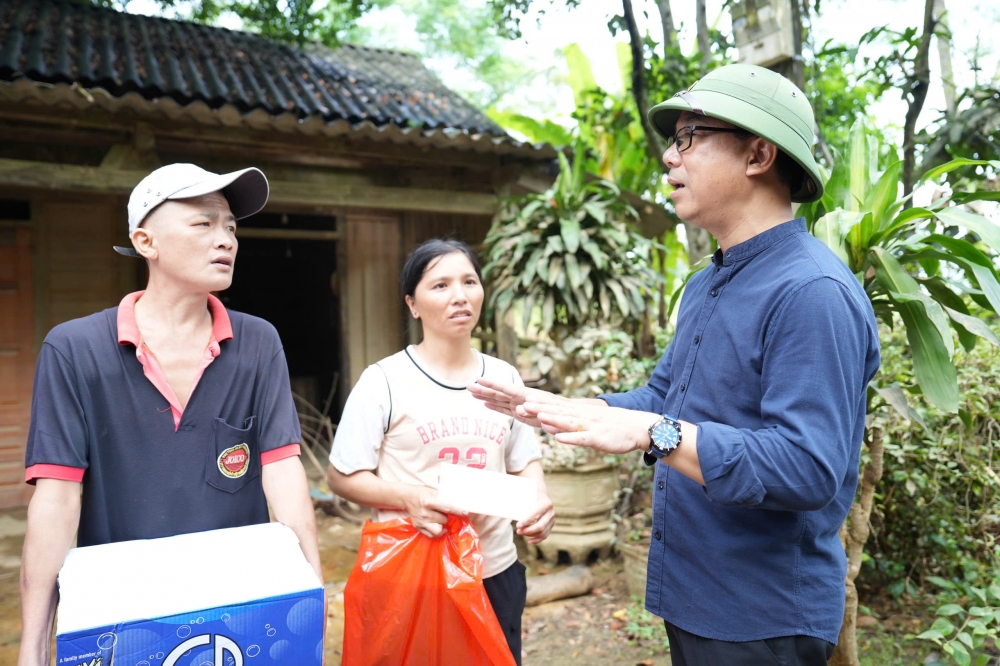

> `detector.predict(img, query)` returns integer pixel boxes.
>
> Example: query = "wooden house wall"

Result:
[34,196,140,339]
[343,213,403,388]
[0,226,35,507]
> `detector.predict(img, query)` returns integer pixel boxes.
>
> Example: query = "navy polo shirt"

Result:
[24,293,302,547]
[600,219,881,644]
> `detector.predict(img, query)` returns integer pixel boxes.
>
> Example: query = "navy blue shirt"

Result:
[601,219,880,643]
[24,303,301,547]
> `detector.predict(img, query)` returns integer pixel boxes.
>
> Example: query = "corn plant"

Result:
[804,118,1000,413]
[482,148,658,335]
[804,117,1000,666]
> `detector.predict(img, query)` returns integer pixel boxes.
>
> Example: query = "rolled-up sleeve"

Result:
[599,342,674,413]
[696,277,874,511]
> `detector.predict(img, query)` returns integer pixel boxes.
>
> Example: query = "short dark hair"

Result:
[731,128,806,195]
[401,239,482,299]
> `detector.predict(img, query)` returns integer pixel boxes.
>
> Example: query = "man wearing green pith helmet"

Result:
[470,64,881,664]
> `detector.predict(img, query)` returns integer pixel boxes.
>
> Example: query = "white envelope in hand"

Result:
[436,463,538,522]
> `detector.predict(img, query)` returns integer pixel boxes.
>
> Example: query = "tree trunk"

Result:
[495,310,519,367]
[828,426,884,666]
[623,0,666,160]
[902,0,937,200]
[695,0,711,66]
[658,243,668,328]
[683,223,713,264]
[934,0,956,117]
[628,0,713,264]
[788,0,805,90]
[656,0,676,49]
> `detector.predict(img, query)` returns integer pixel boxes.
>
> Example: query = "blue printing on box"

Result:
[56,588,324,666]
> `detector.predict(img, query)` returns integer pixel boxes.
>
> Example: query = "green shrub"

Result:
[862,327,1000,596]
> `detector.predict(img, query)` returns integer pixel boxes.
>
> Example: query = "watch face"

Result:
[652,420,680,451]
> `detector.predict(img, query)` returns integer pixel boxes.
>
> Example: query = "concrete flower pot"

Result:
[616,539,650,600]
[534,462,617,565]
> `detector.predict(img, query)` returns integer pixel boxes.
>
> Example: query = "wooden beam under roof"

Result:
[0,158,499,216]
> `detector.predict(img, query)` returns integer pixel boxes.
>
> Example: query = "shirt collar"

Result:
[713,217,807,267]
[117,291,234,346]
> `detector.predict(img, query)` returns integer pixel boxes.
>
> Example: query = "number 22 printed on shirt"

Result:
[439,446,487,469]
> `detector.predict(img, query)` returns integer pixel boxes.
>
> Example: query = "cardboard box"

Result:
[56,523,324,666]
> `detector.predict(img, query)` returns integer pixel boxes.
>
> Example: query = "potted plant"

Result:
[483,150,660,564]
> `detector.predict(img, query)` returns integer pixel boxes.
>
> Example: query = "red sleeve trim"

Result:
[25,464,85,485]
[261,443,301,466]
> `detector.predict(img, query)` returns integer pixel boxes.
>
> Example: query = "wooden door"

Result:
[38,199,130,330]
[0,228,35,507]
[344,214,403,387]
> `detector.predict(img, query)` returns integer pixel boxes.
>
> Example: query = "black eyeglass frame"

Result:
[668,125,746,153]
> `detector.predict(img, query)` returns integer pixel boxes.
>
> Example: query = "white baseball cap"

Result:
[114,163,269,257]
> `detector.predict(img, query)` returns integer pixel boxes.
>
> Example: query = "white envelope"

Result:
[436,463,538,522]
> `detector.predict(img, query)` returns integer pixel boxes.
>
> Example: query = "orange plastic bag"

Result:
[342,516,517,666]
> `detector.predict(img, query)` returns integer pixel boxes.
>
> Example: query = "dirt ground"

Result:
[0,507,671,665]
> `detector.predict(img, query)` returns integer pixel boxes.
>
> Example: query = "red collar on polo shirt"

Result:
[118,291,233,431]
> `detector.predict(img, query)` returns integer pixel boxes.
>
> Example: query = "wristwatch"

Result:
[644,415,682,466]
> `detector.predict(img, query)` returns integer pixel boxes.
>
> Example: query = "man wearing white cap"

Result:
[18,164,322,666]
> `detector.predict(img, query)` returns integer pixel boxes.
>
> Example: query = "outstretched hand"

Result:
[522,400,659,457]
[467,378,566,429]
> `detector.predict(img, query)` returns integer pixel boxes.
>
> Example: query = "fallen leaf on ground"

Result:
[612,609,628,620]
[591,587,604,595]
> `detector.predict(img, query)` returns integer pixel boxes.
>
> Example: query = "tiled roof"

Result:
[0,0,513,142]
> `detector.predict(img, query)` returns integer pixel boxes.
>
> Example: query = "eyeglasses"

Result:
[667,125,746,153]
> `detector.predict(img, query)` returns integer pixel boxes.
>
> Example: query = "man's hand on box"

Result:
[403,486,466,539]
[516,493,555,545]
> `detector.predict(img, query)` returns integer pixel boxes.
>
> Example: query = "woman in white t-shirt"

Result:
[328,239,555,664]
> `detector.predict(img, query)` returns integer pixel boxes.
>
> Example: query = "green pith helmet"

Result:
[648,63,824,203]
